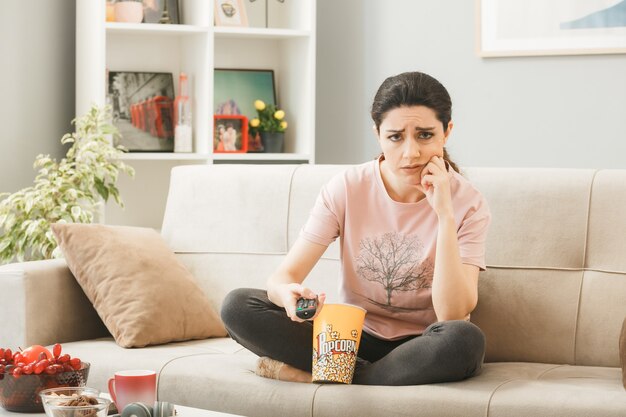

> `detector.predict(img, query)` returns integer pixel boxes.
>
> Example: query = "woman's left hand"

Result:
[416,156,453,218]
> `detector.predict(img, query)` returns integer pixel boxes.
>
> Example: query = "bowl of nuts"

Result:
[39,387,110,417]
[0,344,90,412]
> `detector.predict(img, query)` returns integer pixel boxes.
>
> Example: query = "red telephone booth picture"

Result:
[108,71,176,151]
[152,96,174,139]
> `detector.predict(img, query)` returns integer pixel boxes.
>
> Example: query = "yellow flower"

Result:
[254,100,266,111]
[251,100,287,133]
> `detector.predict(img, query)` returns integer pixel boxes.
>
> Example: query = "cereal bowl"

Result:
[40,387,110,417]
[0,362,90,412]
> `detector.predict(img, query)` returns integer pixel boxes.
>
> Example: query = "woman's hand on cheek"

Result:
[415,156,453,217]
[415,156,443,195]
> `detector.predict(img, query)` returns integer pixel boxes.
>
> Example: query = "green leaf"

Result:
[110,186,121,205]
[0,238,11,253]
[94,178,109,201]
[71,206,82,220]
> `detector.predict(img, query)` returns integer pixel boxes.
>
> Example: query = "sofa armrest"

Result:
[0,259,110,348]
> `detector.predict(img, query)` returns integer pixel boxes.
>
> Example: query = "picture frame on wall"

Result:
[107,71,176,152]
[142,0,181,24]
[477,0,626,57]
[214,115,249,153]
[214,68,276,152]
[214,0,249,27]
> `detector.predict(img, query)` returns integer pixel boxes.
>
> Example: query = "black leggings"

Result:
[220,288,486,386]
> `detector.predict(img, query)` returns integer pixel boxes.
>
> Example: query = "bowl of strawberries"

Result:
[0,343,89,412]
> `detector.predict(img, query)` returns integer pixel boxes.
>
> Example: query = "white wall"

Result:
[0,0,75,194]
[316,0,626,169]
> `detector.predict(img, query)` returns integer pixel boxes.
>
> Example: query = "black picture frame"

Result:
[142,0,181,24]
[107,71,176,152]
[214,68,277,152]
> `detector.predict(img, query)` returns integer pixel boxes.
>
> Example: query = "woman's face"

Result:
[376,105,452,188]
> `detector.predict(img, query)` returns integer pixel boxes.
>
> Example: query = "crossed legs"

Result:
[220,288,485,386]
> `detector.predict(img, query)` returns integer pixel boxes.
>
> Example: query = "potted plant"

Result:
[0,105,135,264]
[248,100,288,153]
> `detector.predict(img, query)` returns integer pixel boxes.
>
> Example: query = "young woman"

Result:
[221,71,491,385]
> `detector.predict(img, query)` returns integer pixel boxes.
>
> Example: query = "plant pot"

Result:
[260,132,284,153]
[114,1,143,23]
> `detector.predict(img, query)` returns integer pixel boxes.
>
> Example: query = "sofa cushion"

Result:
[466,168,594,269]
[586,170,626,272]
[154,352,626,417]
[176,254,342,315]
[58,337,244,392]
[472,268,582,364]
[158,352,323,417]
[161,165,297,254]
[486,365,626,417]
[575,270,626,367]
[51,223,226,348]
[57,336,626,417]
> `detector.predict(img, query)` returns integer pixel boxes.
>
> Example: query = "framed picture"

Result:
[477,0,626,57]
[214,0,249,27]
[142,0,180,24]
[107,71,175,152]
[214,115,249,153]
[214,68,276,152]
[245,0,267,28]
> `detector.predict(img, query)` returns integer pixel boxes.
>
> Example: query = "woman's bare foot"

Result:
[278,362,312,383]
[256,357,311,383]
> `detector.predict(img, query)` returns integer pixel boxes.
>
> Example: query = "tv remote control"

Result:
[295,297,318,319]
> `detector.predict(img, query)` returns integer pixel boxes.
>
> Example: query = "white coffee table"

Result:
[0,404,243,417]
[171,405,243,417]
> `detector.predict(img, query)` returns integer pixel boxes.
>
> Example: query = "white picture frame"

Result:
[215,0,249,27]
[244,0,267,28]
[477,0,626,57]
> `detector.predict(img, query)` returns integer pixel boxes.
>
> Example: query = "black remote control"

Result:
[295,297,318,319]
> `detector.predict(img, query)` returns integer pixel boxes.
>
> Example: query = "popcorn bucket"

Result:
[312,304,366,384]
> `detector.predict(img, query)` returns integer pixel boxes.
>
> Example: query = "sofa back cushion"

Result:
[161,165,626,367]
[161,165,345,314]
[458,168,626,367]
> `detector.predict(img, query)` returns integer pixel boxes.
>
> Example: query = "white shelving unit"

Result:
[75,0,316,227]
[76,0,316,163]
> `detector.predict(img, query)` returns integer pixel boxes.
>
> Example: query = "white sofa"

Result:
[2,164,626,417]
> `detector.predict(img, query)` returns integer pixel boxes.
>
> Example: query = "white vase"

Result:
[114,1,143,23]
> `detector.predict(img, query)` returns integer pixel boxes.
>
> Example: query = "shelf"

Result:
[213,27,311,40]
[105,25,310,39]
[78,0,316,228]
[106,22,210,36]
[117,153,211,161]
[213,153,311,161]
[115,153,310,162]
